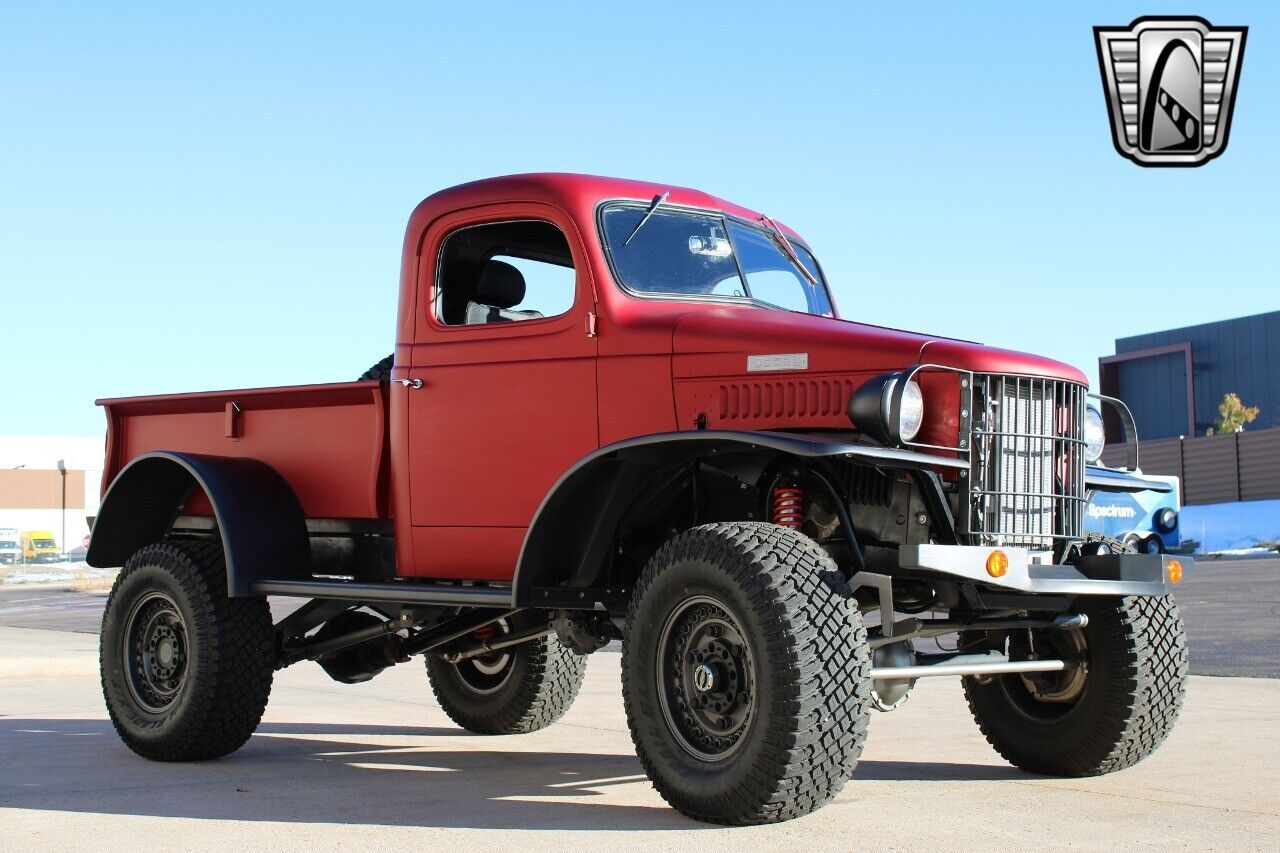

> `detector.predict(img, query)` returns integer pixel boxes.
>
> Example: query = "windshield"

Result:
[601,204,834,316]
[34,539,56,548]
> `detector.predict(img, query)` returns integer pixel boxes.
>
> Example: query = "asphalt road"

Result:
[4,557,1277,677]
[0,589,305,634]
[2,626,1277,849]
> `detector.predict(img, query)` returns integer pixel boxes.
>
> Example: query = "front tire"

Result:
[426,625,586,735]
[100,541,275,761]
[964,595,1188,776]
[622,522,872,825]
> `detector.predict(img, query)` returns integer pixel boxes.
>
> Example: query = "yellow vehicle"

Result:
[21,530,60,564]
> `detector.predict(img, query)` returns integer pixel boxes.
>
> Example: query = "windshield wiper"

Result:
[623,191,670,246]
[758,215,819,287]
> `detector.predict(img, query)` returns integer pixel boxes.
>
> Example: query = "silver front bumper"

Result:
[900,544,1192,596]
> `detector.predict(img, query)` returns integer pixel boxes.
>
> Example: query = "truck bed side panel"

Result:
[100,382,389,520]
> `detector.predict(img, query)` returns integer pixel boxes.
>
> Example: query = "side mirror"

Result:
[688,228,732,258]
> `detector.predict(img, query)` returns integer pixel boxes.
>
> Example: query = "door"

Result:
[403,204,599,580]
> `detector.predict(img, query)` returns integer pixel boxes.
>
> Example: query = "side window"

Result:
[490,254,575,318]
[435,220,576,326]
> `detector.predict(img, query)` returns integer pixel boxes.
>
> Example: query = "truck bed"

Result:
[99,381,390,520]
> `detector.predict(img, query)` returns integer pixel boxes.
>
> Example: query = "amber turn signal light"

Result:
[986,550,1009,578]
[1167,559,1183,584]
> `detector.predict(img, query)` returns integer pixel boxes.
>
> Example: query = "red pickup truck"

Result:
[89,173,1189,825]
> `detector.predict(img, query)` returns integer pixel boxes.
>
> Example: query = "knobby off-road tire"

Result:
[359,355,394,382]
[964,593,1189,776]
[426,632,587,735]
[622,522,872,825]
[100,541,275,761]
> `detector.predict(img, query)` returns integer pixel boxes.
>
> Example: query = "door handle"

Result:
[399,378,424,389]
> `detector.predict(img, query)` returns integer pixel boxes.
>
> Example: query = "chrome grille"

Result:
[968,374,1086,550]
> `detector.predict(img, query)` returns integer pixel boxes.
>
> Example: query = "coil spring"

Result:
[771,486,804,529]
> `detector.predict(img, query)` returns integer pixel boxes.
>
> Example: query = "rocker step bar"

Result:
[251,578,513,608]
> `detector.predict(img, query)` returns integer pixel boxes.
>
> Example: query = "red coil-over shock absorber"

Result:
[771,485,805,529]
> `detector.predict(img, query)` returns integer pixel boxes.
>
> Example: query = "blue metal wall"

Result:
[1109,310,1280,440]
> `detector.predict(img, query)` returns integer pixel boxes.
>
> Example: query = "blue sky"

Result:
[2,2,1276,436]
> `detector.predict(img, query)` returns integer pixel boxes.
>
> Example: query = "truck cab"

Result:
[86,174,1192,826]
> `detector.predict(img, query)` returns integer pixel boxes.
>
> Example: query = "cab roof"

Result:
[404,172,802,243]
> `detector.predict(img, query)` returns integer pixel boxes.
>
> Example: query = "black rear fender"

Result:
[86,451,310,597]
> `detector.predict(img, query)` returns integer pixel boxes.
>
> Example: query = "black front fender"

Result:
[87,451,309,596]
[511,430,965,606]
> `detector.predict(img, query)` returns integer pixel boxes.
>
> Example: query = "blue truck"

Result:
[1086,474,1181,553]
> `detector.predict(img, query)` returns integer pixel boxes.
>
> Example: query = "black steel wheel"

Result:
[657,595,756,761]
[100,541,274,761]
[448,618,517,696]
[623,522,872,825]
[122,592,190,712]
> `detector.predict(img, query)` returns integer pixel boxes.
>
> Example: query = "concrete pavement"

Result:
[2,625,1278,850]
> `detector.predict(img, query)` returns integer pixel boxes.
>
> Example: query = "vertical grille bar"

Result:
[969,373,1086,551]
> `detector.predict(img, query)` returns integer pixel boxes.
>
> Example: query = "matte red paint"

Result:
[99,382,389,520]
[98,173,1088,583]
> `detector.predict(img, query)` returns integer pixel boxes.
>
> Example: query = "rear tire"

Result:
[426,628,586,735]
[622,522,872,825]
[100,541,275,761]
[964,594,1188,776]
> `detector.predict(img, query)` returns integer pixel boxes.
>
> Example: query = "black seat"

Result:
[464,260,544,324]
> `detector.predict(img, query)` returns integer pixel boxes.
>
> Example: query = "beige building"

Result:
[0,436,104,554]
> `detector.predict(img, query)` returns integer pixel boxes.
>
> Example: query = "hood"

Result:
[672,308,1087,385]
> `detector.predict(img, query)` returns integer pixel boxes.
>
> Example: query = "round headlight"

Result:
[848,372,926,445]
[894,379,924,443]
[1083,404,1105,463]
[1155,507,1178,532]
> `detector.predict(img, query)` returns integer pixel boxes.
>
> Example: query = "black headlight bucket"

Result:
[849,371,914,445]
[1155,507,1178,532]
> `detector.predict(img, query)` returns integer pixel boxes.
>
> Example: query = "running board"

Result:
[251,579,514,608]
[870,652,1067,680]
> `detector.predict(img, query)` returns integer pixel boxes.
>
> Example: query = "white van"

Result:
[0,527,20,564]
